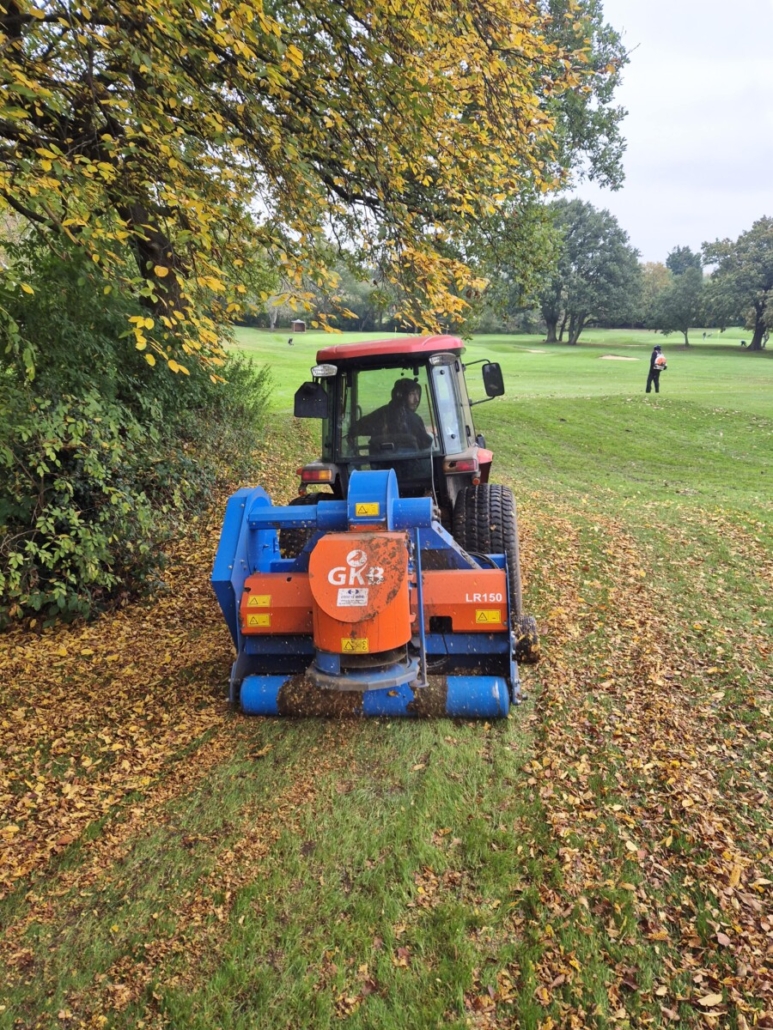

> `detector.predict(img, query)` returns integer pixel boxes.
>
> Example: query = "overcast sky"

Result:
[571,0,773,264]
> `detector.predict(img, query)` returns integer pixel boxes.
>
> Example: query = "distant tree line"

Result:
[303,206,773,350]
[518,207,772,350]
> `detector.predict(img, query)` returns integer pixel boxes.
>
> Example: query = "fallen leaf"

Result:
[697,993,723,1007]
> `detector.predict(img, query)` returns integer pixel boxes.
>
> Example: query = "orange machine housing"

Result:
[239,537,509,649]
[419,569,508,632]
[239,575,313,635]
[308,532,411,654]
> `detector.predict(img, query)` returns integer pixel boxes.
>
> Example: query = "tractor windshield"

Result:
[329,367,439,493]
[338,367,437,459]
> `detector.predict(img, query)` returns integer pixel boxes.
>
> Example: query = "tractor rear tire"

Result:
[452,485,540,664]
[452,484,523,612]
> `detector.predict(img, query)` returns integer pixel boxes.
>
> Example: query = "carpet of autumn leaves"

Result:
[499,491,773,1030]
[0,427,314,900]
[1,421,771,1029]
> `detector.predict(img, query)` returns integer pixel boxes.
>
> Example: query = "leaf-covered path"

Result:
[1,443,771,1028]
[510,492,772,1029]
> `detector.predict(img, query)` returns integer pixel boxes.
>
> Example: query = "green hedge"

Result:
[0,241,270,626]
[0,390,161,620]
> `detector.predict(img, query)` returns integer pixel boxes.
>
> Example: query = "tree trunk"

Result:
[682,330,690,346]
[568,312,585,344]
[544,317,558,343]
[558,311,568,342]
[749,305,766,350]
[121,201,184,317]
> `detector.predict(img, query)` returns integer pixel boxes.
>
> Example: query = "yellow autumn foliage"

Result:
[0,0,601,365]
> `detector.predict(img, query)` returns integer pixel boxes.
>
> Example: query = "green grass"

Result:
[233,326,773,418]
[2,326,772,1029]
[154,721,537,1030]
[480,396,773,514]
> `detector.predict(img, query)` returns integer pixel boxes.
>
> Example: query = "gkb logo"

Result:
[328,549,384,586]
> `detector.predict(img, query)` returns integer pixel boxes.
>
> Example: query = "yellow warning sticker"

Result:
[342,638,369,653]
[355,502,380,517]
[247,613,271,627]
[475,609,502,624]
[247,594,271,607]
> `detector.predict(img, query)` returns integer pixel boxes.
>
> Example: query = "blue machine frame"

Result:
[212,470,520,718]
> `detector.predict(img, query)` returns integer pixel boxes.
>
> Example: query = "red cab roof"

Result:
[316,335,464,364]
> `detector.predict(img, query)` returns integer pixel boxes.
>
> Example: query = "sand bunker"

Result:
[600,355,638,361]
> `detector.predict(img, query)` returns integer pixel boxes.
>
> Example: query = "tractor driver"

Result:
[355,379,433,451]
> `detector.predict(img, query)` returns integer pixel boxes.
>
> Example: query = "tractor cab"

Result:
[293,335,504,525]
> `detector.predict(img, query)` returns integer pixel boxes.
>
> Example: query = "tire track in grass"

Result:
[1,727,237,956]
[516,496,772,1028]
[65,722,365,1029]
[639,504,773,698]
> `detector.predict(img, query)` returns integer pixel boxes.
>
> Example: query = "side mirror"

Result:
[294,381,328,418]
[482,362,505,398]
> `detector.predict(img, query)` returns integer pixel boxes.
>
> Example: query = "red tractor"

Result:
[289,334,539,663]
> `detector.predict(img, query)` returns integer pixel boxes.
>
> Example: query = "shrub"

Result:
[0,389,160,622]
[0,241,271,626]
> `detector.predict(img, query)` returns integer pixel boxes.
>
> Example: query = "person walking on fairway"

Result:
[646,345,667,394]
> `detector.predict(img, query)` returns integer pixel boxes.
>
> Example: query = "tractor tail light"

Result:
[300,466,334,484]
